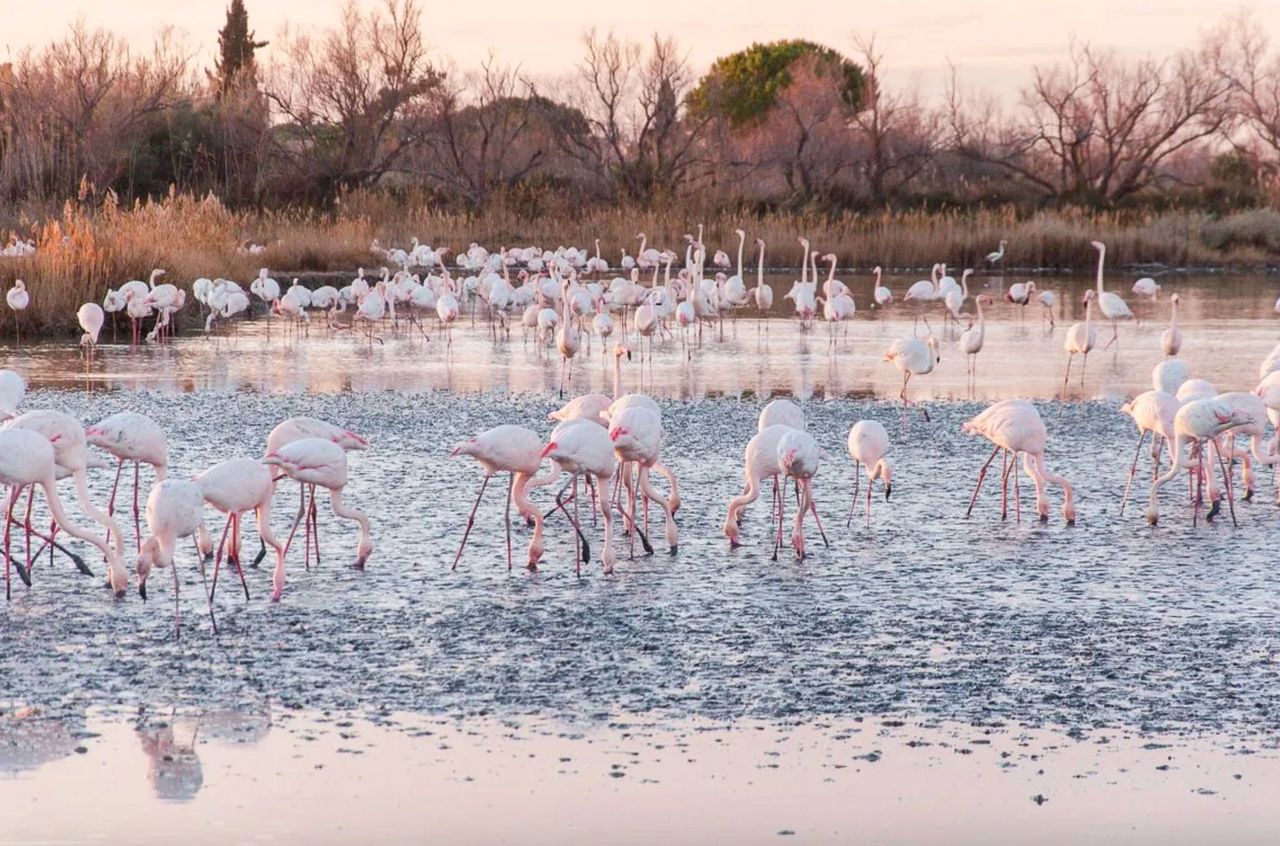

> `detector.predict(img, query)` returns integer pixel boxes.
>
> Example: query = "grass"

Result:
[0,189,1277,335]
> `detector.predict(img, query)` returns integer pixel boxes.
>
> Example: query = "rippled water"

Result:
[2,270,1280,840]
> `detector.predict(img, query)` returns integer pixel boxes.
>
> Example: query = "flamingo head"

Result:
[1091,240,1105,252]
[976,294,993,306]
[539,441,558,460]
[878,460,894,499]
[449,439,475,458]
[1170,293,1180,304]
[355,535,374,569]
[1082,289,1096,304]
[614,343,632,361]
[135,536,165,599]
[608,426,627,443]
[755,238,765,248]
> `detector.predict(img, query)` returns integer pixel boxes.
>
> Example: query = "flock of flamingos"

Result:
[0,229,1273,635]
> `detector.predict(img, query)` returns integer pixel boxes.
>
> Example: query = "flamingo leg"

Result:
[4,486,14,600]
[1120,430,1149,515]
[209,512,234,599]
[966,445,1002,518]
[451,475,490,571]
[504,473,514,572]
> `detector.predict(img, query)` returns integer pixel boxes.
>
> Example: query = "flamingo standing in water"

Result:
[883,335,940,422]
[962,399,1076,525]
[0,428,117,601]
[263,438,373,585]
[724,424,791,548]
[775,429,821,561]
[539,420,619,573]
[450,425,546,571]
[1161,294,1182,356]
[1063,290,1097,388]
[846,420,893,527]
[254,416,368,569]
[1090,241,1134,348]
[6,280,28,346]
[1144,398,1252,526]
[958,294,992,390]
[86,412,168,553]
[192,458,284,604]
[1118,390,1179,515]
[751,239,772,333]
[4,409,127,595]
[77,303,104,362]
[136,479,206,633]
[872,267,892,309]
[608,407,678,555]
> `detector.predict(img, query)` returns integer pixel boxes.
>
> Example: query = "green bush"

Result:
[690,40,865,125]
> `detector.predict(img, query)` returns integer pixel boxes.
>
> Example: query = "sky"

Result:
[1,0,1271,100]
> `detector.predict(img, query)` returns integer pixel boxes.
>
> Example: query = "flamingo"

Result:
[1005,280,1036,318]
[1063,290,1097,388]
[903,264,939,332]
[958,294,992,390]
[77,303,105,362]
[263,438,373,585]
[4,410,127,595]
[0,428,118,601]
[751,239,772,333]
[136,479,206,632]
[1118,390,1179,515]
[608,407,678,555]
[775,429,821,561]
[85,412,168,553]
[192,458,284,606]
[1132,277,1161,299]
[872,266,892,309]
[1144,398,1254,526]
[1153,358,1189,396]
[846,420,893,527]
[0,370,25,418]
[723,424,792,548]
[962,399,1076,525]
[883,335,940,422]
[1090,241,1134,349]
[758,398,805,432]
[252,416,368,570]
[6,279,28,345]
[1161,294,1182,357]
[1038,290,1056,329]
[539,420,618,573]
[555,276,581,397]
[450,425,546,571]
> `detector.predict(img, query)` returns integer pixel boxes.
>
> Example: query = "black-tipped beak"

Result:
[884,485,892,501]
[138,581,147,601]
[626,351,632,361]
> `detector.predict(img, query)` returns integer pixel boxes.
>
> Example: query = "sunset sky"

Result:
[2,0,1271,99]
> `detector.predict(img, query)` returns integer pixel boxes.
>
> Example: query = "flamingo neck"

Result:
[1096,248,1106,294]
[736,232,745,277]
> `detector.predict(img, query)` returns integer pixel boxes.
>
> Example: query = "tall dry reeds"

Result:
[0,189,1276,336]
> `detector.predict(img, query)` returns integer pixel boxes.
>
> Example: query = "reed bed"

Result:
[0,190,1277,335]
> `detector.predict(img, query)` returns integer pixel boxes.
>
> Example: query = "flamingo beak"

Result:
[138,581,147,601]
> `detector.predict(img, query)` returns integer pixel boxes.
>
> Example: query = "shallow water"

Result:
[14,270,1280,401]
[2,270,1280,840]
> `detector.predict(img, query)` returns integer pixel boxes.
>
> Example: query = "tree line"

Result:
[2,0,1279,216]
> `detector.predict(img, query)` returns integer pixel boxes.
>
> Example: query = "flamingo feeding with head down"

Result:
[846,420,893,527]
[450,425,546,572]
[962,399,1076,525]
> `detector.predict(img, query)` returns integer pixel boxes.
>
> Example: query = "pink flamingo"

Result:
[548,343,631,427]
[193,458,284,604]
[775,429,821,560]
[1144,398,1253,526]
[1118,390,1178,515]
[539,420,620,573]
[608,407,678,555]
[263,438,373,583]
[450,425,546,571]
[256,416,369,569]
[847,420,893,527]
[0,428,118,601]
[136,479,206,633]
[4,410,127,595]
[86,411,168,553]
[962,400,1076,525]
[724,424,791,548]
[883,336,940,422]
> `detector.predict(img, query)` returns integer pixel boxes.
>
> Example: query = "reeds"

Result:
[0,189,1276,335]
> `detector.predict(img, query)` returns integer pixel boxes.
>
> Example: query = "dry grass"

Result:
[0,189,1276,335]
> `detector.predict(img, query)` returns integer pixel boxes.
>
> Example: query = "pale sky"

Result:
[1,0,1271,100]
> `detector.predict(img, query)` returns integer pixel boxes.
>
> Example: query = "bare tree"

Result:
[413,57,590,207]
[1218,11,1280,160]
[265,0,442,201]
[567,30,708,203]
[0,23,189,200]
[849,35,939,203]
[948,38,1231,203]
